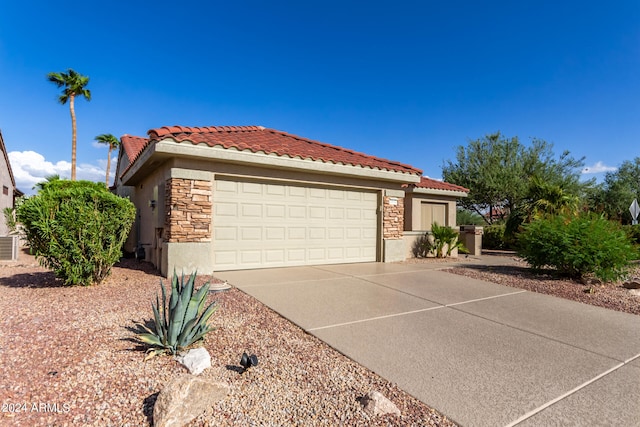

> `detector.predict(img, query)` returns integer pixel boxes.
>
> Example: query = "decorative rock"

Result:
[360,391,401,417]
[622,280,640,289]
[629,289,640,297]
[153,374,229,427]
[175,347,211,375]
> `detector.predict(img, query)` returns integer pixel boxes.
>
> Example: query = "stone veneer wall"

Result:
[383,196,404,239]
[164,178,212,243]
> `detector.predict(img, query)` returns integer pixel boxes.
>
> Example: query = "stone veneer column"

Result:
[383,195,404,239]
[164,178,212,243]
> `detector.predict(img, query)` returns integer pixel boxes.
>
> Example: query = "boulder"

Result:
[360,391,401,417]
[175,347,211,375]
[153,374,229,427]
[622,280,640,290]
[629,289,640,297]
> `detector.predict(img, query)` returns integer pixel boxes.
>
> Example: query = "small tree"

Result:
[442,132,587,224]
[16,180,136,286]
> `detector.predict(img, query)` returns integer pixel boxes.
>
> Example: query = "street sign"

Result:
[630,199,640,225]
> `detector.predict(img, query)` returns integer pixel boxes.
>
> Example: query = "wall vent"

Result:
[0,236,18,261]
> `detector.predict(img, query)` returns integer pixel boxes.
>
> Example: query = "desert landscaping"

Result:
[2,247,638,426]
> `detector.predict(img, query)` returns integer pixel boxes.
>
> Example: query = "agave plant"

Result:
[137,271,217,359]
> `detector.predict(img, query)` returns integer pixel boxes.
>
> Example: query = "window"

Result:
[421,202,447,230]
[2,186,8,196]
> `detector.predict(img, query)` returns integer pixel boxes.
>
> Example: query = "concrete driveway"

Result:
[216,261,640,426]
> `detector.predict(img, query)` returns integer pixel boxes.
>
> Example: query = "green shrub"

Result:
[623,224,640,246]
[15,180,136,286]
[518,213,637,282]
[137,271,217,359]
[482,224,506,249]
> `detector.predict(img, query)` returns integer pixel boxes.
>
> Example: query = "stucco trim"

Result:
[155,140,421,184]
[384,189,406,198]
[165,168,213,181]
[408,187,468,198]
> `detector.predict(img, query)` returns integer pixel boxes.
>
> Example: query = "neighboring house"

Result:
[0,129,24,236]
[114,125,467,275]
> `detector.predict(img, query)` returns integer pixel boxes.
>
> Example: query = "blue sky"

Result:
[1,1,638,194]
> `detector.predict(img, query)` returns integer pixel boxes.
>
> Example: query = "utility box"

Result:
[0,235,19,261]
[460,225,483,256]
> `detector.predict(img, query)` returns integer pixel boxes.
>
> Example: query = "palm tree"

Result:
[94,134,120,186]
[33,174,61,191]
[47,69,91,180]
[524,176,581,220]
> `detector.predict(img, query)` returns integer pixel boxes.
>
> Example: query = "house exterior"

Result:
[114,125,467,275]
[403,176,469,257]
[0,129,23,236]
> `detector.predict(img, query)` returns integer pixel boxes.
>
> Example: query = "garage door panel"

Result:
[346,208,362,220]
[309,188,326,198]
[288,206,306,218]
[288,186,306,197]
[309,207,326,219]
[363,192,378,202]
[241,251,261,263]
[215,202,237,216]
[215,180,237,193]
[240,227,262,240]
[266,249,285,263]
[328,228,344,239]
[288,228,306,239]
[328,208,344,219]
[363,228,377,239]
[241,182,262,194]
[265,204,286,217]
[329,189,344,199]
[308,248,326,260]
[328,248,345,259]
[241,204,262,217]
[287,249,306,261]
[309,228,326,239]
[266,184,285,195]
[213,178,378,270]
[266,227,285,240]
[346,228,362,239]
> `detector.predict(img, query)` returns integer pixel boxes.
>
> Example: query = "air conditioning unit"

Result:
[0,235,18,261]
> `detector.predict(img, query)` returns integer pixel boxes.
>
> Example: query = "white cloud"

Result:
[581,161,617,175]
[8,150,116,195]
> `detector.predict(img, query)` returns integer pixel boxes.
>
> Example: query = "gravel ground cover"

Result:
[443,254,640,316]
[0,249,456,426]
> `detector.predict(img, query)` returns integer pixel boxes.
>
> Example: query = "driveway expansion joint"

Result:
[504,351,640,427]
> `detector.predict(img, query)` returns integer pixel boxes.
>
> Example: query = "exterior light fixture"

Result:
[240,352,258,372]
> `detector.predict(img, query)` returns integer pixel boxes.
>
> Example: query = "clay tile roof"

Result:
[124,125,422,175]
[121,134,150,164]
[406,176,469,193]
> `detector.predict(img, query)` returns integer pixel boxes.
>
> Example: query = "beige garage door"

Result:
[213,177,378,270]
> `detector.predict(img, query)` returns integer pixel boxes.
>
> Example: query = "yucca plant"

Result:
[137,271,217,359]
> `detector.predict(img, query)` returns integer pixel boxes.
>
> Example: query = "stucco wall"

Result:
[404,193,458,231]
[0,146,14,236]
